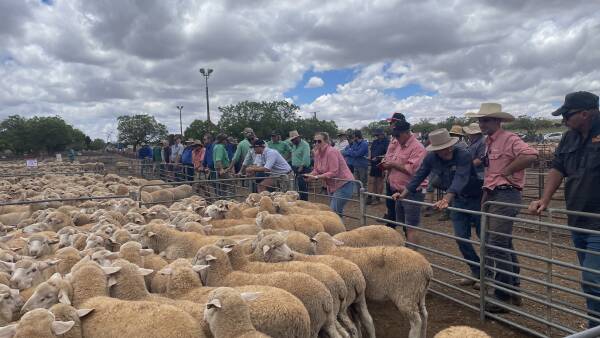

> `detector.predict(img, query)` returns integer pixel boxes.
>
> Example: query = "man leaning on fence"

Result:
[245,139,292,193]
[529,91,600,327]
[474,103,539,313]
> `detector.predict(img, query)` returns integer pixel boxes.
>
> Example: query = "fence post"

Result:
[479,203,488,321]
[359,187,367,226]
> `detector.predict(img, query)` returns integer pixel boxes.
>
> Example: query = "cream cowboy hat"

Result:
[463,122,482,135]
[287,130,300,141]
[449,125,464,136]
[426,129,459,151]
[470,103,515,122]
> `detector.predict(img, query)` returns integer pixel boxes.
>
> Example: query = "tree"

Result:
[84,136,92,149]
[504,115,554,139]
[0,115,29,154]
[184,120,219,141]
[294,118,338,140]
[411,118,437,135]
[436,116,470,131]
[25,116,84,153]
[117,114,168,151]
[217,100,300,139]
[89,138,106,150]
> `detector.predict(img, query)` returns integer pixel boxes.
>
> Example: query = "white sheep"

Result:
[0,284,23,326]
[434,326,491,338]
[333,225,405,247]
[0,308,75,338]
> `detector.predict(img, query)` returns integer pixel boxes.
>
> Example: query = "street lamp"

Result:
[199,68,213,123]
[176,105,184,136]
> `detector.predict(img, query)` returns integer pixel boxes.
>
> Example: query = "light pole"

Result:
[199,68,213,123]
[176,105,184,136]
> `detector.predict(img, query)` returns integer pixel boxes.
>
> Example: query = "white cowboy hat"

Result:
[470,103,515,122]
[449,125,465,136]
[426,129,459,152]
[463,123,482,135]
[287,130,300,141]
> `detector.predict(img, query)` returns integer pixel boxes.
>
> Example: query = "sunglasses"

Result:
[314,139,323,144]
[562,110,584,121]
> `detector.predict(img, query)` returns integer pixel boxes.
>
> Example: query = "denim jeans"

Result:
[292,166,310,201]
[395,191,424,233]
[330,182,354,216]
[451,195,483,277]
[572,231,600,327]
[485,189,521,301]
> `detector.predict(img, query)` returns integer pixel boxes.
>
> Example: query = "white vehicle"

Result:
[543,132,563,142]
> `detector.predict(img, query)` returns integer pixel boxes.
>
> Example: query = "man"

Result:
[449,125,468,148]
[334,131,349,153]
[245,139,292,192]
[180,139,196,181]
[152,142,162,177]
[212,133,230,196]
[398,128,485,287]
[381,115,427,245]
[228,127,255,173]
[288,130,311,201]
[529,91,600,327]
[367,128,389,205]
[463,123,486,181]
[138,143,153,177]
[383,112,408,225]
[159,140,171,180]
[170,137,184,164]
[342,130,369,194]
[226,136,237,162]
[267,131,292,161]
[201,133,215,177]
[473,103,538,313]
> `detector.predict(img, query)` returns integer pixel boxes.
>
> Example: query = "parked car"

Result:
[543,132,563,142]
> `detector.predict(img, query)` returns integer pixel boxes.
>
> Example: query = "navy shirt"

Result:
[406,146,482,198]
[370,137,390,162]
[342,139,369,168]
[202,143,215,169]
[467,135,486,179]
[552,115,600,230]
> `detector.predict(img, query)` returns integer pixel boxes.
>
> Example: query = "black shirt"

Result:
[552,115,600,230]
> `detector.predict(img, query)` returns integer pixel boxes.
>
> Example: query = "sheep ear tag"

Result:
[207,298,221,309]
[240,292,261,302]
[262,245,270,255]
[51,320,75,335]
[332,238,344,246]
[138,268,154,276]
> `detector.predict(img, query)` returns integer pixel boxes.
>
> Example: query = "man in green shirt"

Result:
[212,133,231,196]
[288,130,312,200]
[267,131,291,161]
[228,127,255,173]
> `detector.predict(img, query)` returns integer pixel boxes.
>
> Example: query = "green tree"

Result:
[89,138,106,150]
[26,116,81,153]
[435,116,470,131]
[117,114,168,151]
[84,136,92,149]
[504,115,554,138]
[0,115,29,154]
[217,100,300,139]
[294,118,338,140]
[411,118,437,135]
[184,120,219,141]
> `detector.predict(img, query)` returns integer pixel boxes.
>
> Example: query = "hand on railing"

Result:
[392,189,408,200]
[303,174,319,182]
[528,199,549,215]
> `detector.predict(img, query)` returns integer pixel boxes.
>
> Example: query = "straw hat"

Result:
[193,139,203,145]
[287,130,300,140]
[463,123,482,135]
[449,125,464,136]
[425,129,459,151]
[185,138,195,144]
[470,103,515,122]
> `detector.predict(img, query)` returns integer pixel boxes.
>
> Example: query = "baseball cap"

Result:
[251,139,266,147]
[552,91,599,116]
[386,112,406,123]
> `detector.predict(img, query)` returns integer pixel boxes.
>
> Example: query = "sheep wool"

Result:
[434,326,491,338]
[0,308,75,338]
[333,225,405,247]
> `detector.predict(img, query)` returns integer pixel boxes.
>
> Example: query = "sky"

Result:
[1,0,600,140]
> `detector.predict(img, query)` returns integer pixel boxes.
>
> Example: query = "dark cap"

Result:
[270,131,280,136]
[552,91,599,116]
[372,128,384,135]
[251,139,266,147]
[386,112,406,124]
[392,119,411,132]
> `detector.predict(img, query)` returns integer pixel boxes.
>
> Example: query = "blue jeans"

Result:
[451,195,483,277]
[572,231,600,327]
[330,182,353,216]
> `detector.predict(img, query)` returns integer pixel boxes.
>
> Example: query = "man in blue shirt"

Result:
[202,133,215,176]
[245,139,292,192]
[367,128,389,205]
[396,128,485,287]
[342,130,369,194]
[463,123,486,181]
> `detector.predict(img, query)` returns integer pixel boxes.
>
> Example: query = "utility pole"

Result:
[199,68,213,123]
[176,105,184,136]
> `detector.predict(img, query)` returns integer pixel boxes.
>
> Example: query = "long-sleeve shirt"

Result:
[484,129,539,190]
[152,146,162,162]
[342,139,369,168]
[290,139,311,168]
[202,143,214,169]
[310,145,354,193]
[161,146,171,163]
[467,135,486,180]
[192,147,205,170]
[384,134,427,192]
[370,137,390,161]
[138,146,152,159]
[231,139,251,165]
[406,147,482,197]
[170,143,184,163]
[255,148,292,174]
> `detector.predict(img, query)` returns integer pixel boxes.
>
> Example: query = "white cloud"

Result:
[305,76,324,88]
[0,0,599,138]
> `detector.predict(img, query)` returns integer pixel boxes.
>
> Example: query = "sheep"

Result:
[118,241,167,289]
[125,211,145,225]
[257,196,276,214]
[253,230,313,254]
[149,189,174,204]
[333,225,405,247]
[49,304,93,338]
[0,211,31,227]
[0,308,75,338]
[434,326,491,338]
[67,259,120,307]
[177,221,208,234]
[311,232,433,338]
[23,233,56,258]
[162,261,311,338]
[204,223,260,236]
[43,211,74,232]
[57,227,79,248]
[194,245,341,338]
[110,228,134,249]
[0,284,23,326]
[275,201,346,235]
[144,204,171,222]
[71,212,91,227]
[83,233,113,251]
[256,211,324,237]
[19,273,73,314]
[204,287,270,338]
[54,247,83,275]
[0,258,58,291]
[169,184,193,201]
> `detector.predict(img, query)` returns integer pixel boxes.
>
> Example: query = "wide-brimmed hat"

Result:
[426,129,459,151]
[185,138,195,144]
[287,130,300,140]
[449,125,464,136]
[470,103,515,122]
[336,131,346,136]
[270,131,280,136]
[193,139,203,145]
[552,91,599,116]
[463,123,482,135]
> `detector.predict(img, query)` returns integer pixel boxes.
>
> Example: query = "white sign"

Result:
[56,154,63,162]
[26,159,38,167]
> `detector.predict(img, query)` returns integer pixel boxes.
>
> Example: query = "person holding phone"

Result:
[367,128,389,204]
[306,132,355,216]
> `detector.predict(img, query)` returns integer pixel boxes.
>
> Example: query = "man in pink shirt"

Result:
[473,103,538,313]
[307,131,355,216]
[380,115,427,245]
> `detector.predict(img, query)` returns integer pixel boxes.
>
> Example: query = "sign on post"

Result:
[26,159,38,168]
[56,153,63,162]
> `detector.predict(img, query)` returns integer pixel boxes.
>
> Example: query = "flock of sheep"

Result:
[0,162,492,338]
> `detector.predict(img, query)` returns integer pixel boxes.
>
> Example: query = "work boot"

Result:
[366,196,373,205]
[510,294,523,307]
[484,301,509,314]
[374,197,381,204]
[456,278,476,286]
[423,206,435,217]
[438,211,450,221]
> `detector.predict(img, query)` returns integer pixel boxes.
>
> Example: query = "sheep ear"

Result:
[0,261,15,272]
[39,259,60,271]
[148,232,156,238]
[0,234,14,243]
[101,266,121,275]
[139,249,154,256]
[76,308,94,318]
[0,324,17,338]
[240,292,261,302]
[58,288,71,305]
[221,247,233,254]
[262,245,270,255]
[138,268,154,276]
[51,320,75,335]
[332,238,344,246]
[47,238,59,244]
[158,267,172,276]
[49,272,62,281]
[107,276,118,287]
[205,254,217,262]
[106,252,120,260]
[206,299,221,309]
[310,237,318,243]
[192,265,209,272]
[236,238,251,244]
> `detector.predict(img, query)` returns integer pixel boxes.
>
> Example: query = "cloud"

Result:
[0,0,599,139]
[305,76,324,88]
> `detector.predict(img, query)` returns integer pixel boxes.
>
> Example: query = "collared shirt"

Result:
[334,138,349,153]
[290,139,311,168]
[467,135,487,180]
[170,143,184,163]
[202,143,214,169]
[267,140,292,159]
[406,147,482,197]
[192,147,205,169]
[226,143,236,160]
[138,146,152,160]
[384,134,428,192]
[484,129,538,190]
[231,139,251,164]
[212,143,230,168]
[242,148,261,167]
[552,115,600,230]
[310,145,354,193]
[255,148,292,174]
[342,139,369,168]
[152,146,162,162]
[370,137,390,162]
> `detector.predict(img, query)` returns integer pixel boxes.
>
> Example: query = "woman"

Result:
[306,132,355,216]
